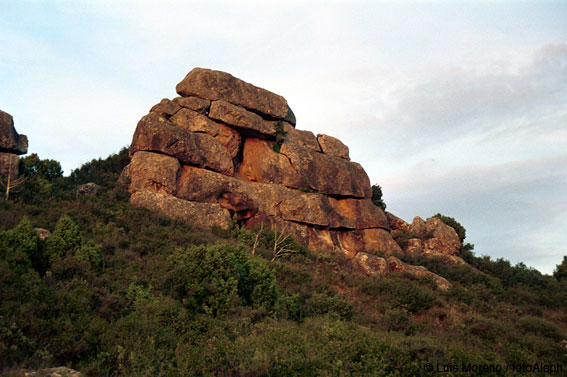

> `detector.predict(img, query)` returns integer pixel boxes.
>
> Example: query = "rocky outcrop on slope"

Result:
[0,110,28,180]
[386,213,466,265]
[123,68,454,288]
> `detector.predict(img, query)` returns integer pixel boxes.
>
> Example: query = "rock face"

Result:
[123,68,456,289]
[0,110,28,180]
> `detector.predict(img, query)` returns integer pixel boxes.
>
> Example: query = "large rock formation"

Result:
[123,68,455,288]
[0,110,28,180]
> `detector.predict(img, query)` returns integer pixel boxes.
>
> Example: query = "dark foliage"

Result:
[371,184,386,210]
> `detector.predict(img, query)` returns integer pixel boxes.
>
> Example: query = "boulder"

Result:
[354,252,388,275]
[279,140,371,198]
[327,197,389,230]
[130,191,232,230]
[172,96,211,114]
[239,138,371,198]
[209,100,276,137]
[23,367,81,377]
[238,138,303,188]
[386,212,411,233]
[282,123,321,152]
[35,228,52,240]
[130,112,234,176]
[76,182,103,196]
[169,108,241,158]
[176,67,294,122]
[129,151,180,195]
[336,228,402,258]
[386,256,452,290]
[410,216,427,238]
[317,134,349,160]
[150,98,181,117]
[424,217,462,255]
[0,110,27,155]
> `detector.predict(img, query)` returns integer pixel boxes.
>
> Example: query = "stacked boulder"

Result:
[123,68,451,289]
[125,68,402,257]
[0,110,28,180]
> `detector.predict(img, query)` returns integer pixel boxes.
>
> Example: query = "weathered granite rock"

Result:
[76,183,103,196]
[176,67,294,122]
[238,138,303,188]
[23,367,81,377]
[173,96,211,114]
[282,123,321,152]
[386,211,411,233]
[405,216,461,256]
[35,228,52,240]
[130,112,234,176]
[354,252,388,275]
[130,191,232,229]
[170,107,241,157]
[353,253,451,290]
[328,197,389,230]
[150,98,181,117]
[209,100,276,137]
[425,217,461,255]
[317,134,349,160]
[410,216,427,238]
[336,228,402,258]
[386,256,452,290]
[279,140,371,198]
[129,151,180,195]
[239,138,371,198]
[0,152,19,180]
[0,110,27,155]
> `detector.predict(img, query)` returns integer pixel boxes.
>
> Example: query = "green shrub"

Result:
[518,316,565,341]
[164,243,279,316]
[307,292,353,320]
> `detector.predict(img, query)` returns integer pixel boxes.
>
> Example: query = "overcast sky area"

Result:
[1,0,565,274]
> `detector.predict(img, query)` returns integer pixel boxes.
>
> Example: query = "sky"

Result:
[1,0,565,274]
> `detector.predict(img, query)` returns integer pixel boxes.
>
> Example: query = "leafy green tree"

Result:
[0,217,40,272]
[45,215,102,267]
[69,147,129,188]
[371,184,386,210]
[165,243,279,316]
[553,256,567,282]
[19,153,63,180]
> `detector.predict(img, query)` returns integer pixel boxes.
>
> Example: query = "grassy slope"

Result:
[0,150,566,377]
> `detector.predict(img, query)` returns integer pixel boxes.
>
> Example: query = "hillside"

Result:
[0,149,566,377]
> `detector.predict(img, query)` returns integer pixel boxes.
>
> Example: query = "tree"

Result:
[553,256,567,282]
[45,215,101,267]
[371,184,386,210]
[0,160,26,200]
[19,153,63,181]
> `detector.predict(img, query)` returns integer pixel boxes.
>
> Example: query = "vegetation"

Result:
[371,184,386,210]
[0,150,566,376]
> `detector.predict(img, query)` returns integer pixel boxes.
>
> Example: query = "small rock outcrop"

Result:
[0,110,28,180]
[123,68,455,289]
[387,213,466,265]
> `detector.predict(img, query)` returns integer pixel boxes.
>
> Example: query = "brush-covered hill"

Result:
[1,149,566,377]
